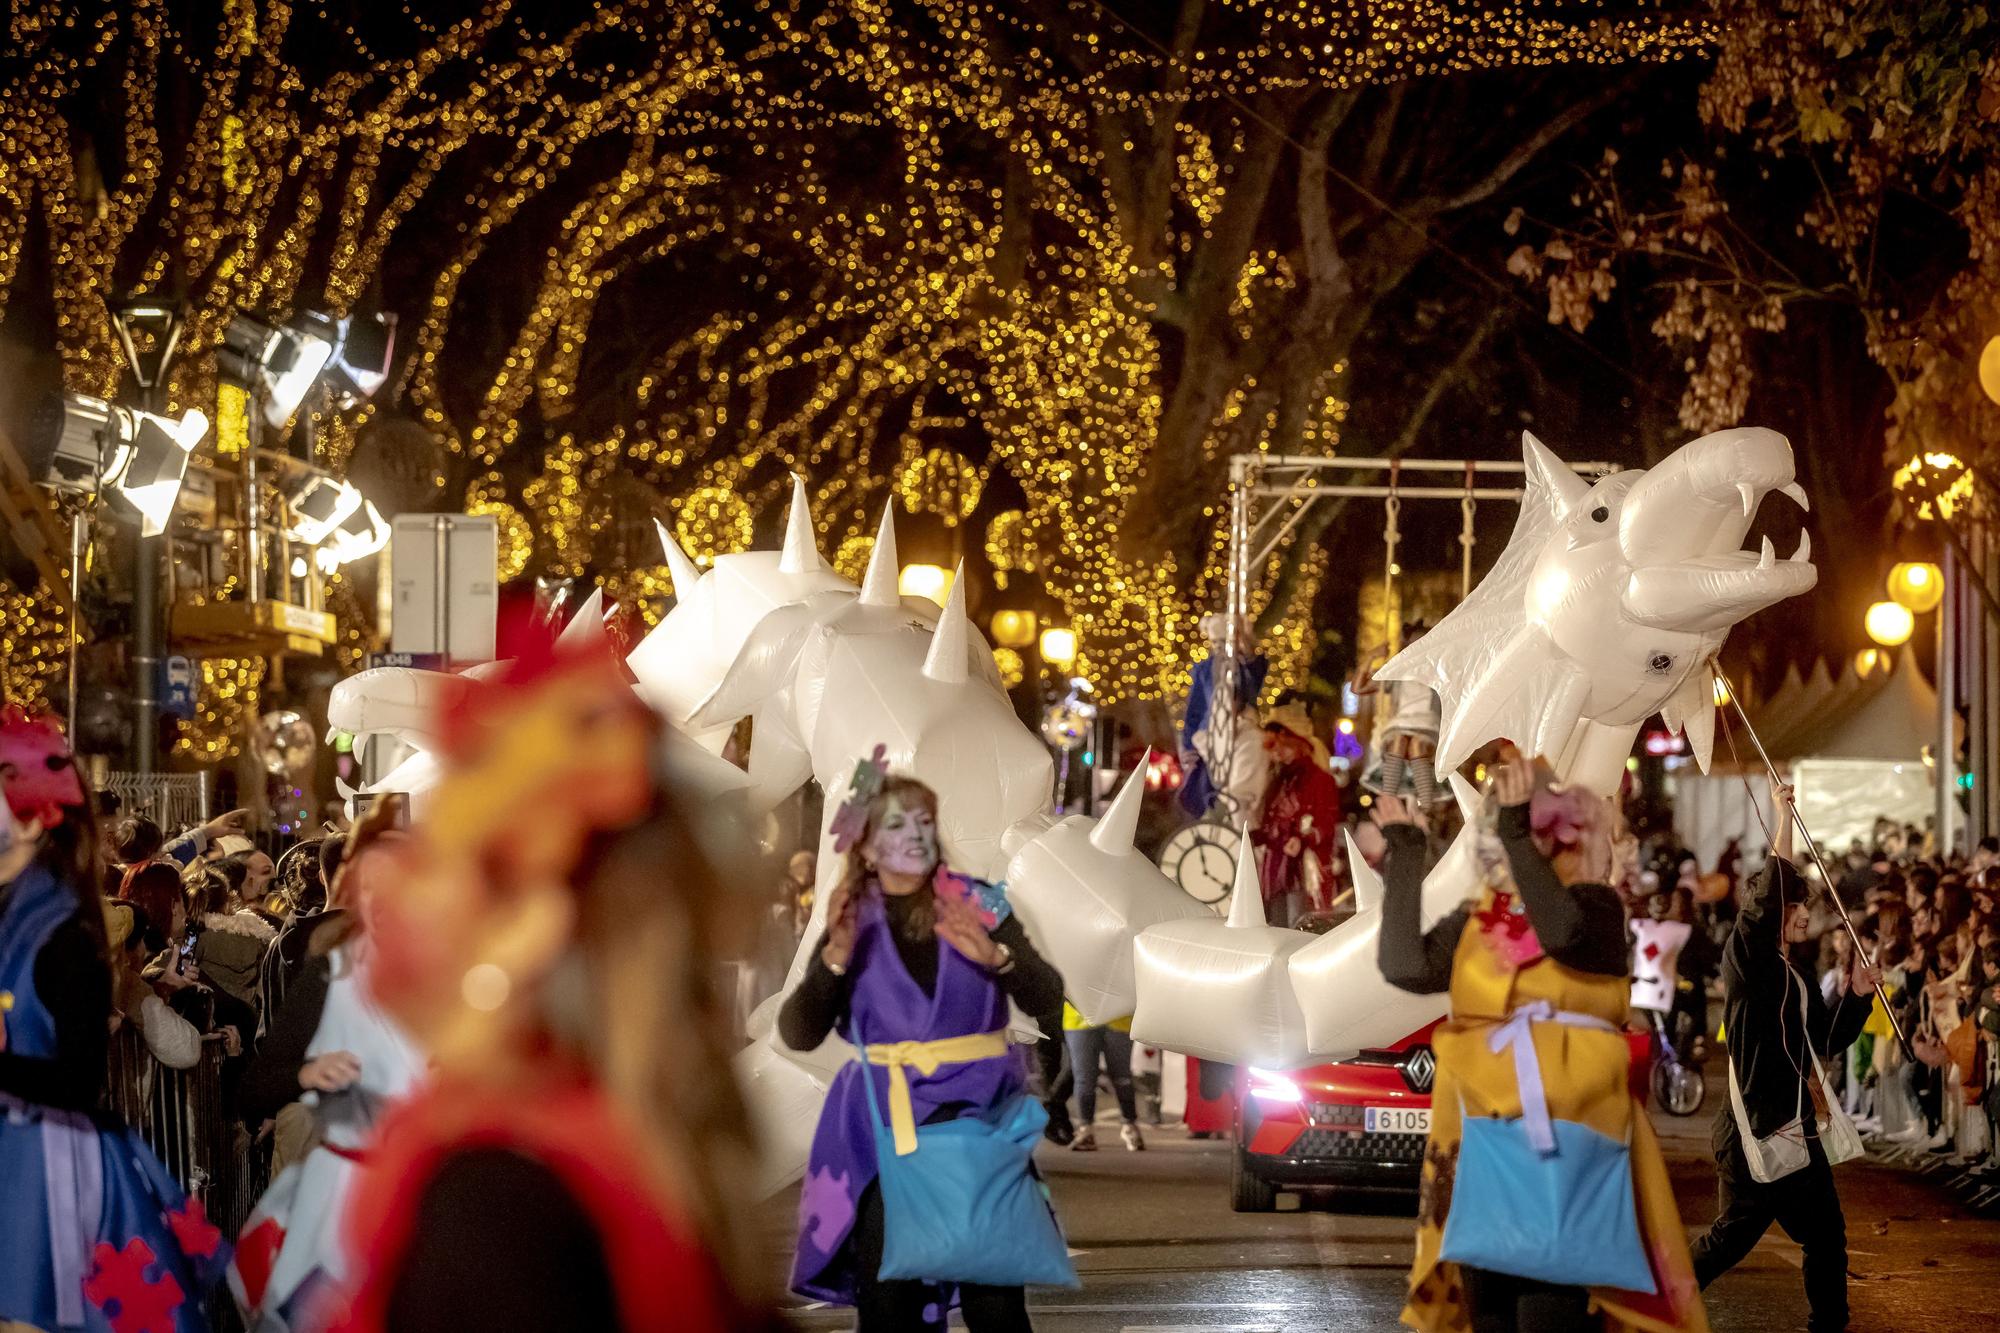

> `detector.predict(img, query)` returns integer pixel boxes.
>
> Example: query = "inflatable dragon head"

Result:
[1380,427,1816,792]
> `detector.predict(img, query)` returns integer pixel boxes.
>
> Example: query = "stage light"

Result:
[282,474,363,546]
[22,393,207,536]
[324,311,397,407]
[1865,600,1915,647]
[314,498,390,572]
[216,312,337,426]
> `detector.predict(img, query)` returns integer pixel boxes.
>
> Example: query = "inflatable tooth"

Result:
[1004,756,1213,1025]
[1288,775,1486,1059]
[1377,427,1816,792]
[1129,836,1314,1069]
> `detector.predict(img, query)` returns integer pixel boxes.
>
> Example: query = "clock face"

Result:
[1160,823,1243,906]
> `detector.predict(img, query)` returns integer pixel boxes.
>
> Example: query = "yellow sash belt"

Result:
[864,1029,1011,1156]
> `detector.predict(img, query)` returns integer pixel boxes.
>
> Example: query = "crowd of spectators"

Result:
[97,803,348,1170]
[1651,819,2000,1211]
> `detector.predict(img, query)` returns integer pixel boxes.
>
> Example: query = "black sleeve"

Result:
[1377,824,1466,995]
[1497,804,1628,977]
[776,932,850,1052]
[990,914,1063,1017]
[0,918,110,1112]
[1812,982,1871,1059]
[385,1149,621,1333]
[236,955,329,1126]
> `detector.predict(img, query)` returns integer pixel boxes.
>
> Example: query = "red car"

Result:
[1230,1019,1439,1212]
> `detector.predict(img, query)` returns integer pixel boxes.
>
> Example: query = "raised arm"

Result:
[1374,797,1467,995]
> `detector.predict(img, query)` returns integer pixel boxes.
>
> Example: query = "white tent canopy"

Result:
[1675,645,1938,872]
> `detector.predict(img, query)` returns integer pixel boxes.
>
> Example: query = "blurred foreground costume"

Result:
[0,708,231,1332]
[335,637,774,1332]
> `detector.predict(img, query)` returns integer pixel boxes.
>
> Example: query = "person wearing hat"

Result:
[1252,700,1342,926]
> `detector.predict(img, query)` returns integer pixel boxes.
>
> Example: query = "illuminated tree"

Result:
[0,0,1716,719]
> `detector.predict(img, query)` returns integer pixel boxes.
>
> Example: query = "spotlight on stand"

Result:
[23,393,208,536]
[314,497,389,572]
[217,312,337,426]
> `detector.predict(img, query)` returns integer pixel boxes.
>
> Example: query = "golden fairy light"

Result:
[0,1,1715,716]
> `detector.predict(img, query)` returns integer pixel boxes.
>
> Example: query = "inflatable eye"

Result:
[1591,505,1610,523]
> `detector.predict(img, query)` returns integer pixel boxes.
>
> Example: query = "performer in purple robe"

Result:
[780,766,1066,1331]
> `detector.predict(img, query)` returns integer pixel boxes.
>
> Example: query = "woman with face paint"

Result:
[780,771,1068,1331]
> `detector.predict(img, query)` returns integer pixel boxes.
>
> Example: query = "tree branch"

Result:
[1422,81,1627,216]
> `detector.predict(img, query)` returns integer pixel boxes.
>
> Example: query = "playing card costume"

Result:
[1378,791,1708,1333]
[0,708,230,1333]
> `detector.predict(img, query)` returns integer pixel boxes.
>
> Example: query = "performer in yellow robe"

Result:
[1377,752,1707,1333]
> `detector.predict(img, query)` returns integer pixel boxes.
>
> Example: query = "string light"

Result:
[0,2,1714,715]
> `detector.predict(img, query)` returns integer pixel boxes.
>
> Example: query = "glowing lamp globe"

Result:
[1039,626,1078,668]
[897,563,952,607]
[1887,561,1943,614]
[989,609,1037,648]
[1854,647,1883,678]
[1865,600,1915,648]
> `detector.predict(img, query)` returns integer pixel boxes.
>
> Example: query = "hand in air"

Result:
[1491,749,1535,808]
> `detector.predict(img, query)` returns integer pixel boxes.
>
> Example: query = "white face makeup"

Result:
[865,795,940,880]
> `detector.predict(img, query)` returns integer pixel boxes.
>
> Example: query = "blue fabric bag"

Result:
[859,1036,1079,1289]
[1438,1112,1656,1294]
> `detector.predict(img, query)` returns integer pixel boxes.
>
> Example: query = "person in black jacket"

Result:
[1691,780,1877,1333]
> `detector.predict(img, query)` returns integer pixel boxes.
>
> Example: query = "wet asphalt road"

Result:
[762,1106,2000,1331]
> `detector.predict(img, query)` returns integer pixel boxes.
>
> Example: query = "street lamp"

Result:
[1887,561,1944,614]
[898,562,952,607]
[989,608,1037,648]
[1865,599,1915,647]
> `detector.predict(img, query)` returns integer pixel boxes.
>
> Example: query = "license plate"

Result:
[1365,1105,1430,1134]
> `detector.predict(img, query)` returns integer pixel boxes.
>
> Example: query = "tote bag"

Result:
[1438,1108,1655,1294]
[859,1034,1079,1288]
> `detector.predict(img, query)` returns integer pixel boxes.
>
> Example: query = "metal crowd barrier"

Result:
[97,770,213,832]
[105,1025,271,1241]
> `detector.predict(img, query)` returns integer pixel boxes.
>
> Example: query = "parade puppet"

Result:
[1353,620,1445,807]
[0,707,231,1333]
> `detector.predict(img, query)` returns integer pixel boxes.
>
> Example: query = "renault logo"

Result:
[1401,1047,1436,1094]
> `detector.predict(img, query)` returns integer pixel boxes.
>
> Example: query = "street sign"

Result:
[160,656,196,719]
[365,651,448,672]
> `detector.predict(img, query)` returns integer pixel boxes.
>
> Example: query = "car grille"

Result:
[1286,1123,1428,1163]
